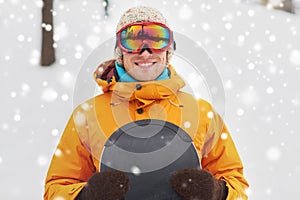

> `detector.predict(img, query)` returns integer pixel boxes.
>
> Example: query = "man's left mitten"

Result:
[171,168,228,200]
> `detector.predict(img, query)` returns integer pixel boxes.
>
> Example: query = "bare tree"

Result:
[104,0,109,16]
[41,0,55,66]
[40,0,109,66]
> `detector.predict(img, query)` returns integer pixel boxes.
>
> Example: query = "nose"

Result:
[139,44,152,57]
[139,48,152,58]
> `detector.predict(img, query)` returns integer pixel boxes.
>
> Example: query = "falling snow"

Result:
[86,35,101,49]
[81,103,91,111]
[225,23,232,30]
[247,62,255,70]
[131,166,141,176]
[221,133,228,140]
[1,0,300,199]
[59,71,75,89]
[59,58,67,65]
[55,149,62,157]
[236,108,244,116]
[289,49,300,66]
[41,88,58,102]
[53,197,66,200]
[266,146,281,161]
[74,111,87,126]
[240,87,259,106]
[37,155,48,167]
[266,87,274,94]
[201,22,211,31]
[207,111,214,119]
[13,114,21,122]
[183,121,191,129]
[61,94,69,101]
[29,49,40,65]
[51,129,59,136]
[179,5,193,20]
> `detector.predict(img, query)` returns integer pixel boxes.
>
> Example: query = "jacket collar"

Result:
[94,59,186,106]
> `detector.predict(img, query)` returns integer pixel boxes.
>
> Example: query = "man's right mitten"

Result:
[76,170,130,200]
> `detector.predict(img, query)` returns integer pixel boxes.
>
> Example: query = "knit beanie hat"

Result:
[114,6,175,65]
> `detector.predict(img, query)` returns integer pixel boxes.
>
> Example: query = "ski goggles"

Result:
[117,22,173,54]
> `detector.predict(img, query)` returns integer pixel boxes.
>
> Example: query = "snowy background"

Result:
[1,0,300,199]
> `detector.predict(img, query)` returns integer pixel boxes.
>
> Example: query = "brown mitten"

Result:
[171,168,228,200]
[76,170,130,200]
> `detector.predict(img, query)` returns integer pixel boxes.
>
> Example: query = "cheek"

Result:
[159,53,167,64]
[123,54,134,68]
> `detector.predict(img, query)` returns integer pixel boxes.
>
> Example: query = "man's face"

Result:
[123,50,167,81]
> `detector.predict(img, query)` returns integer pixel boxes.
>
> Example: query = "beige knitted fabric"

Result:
[114,6,175,65]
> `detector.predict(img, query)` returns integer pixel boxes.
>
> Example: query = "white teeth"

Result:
[138,63,153,67]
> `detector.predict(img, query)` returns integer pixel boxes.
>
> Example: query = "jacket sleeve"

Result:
[199,101,249,200]
[44,113,97,200]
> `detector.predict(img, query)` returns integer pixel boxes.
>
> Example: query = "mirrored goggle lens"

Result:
[119,24,171,52]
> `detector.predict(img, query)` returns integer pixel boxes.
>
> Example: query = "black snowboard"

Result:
[100,119,201,200]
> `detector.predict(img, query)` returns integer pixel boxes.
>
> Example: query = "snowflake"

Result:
[14,114,21,122]
[17,34,25,42]
[21,83,30,96]
[61,94,69,101]
[42,88,58,102]
[131,166,141,176]
[266,87,274,94]
[289,49,300,66]
[266,146,281,161]
[236,108,244,116]
[37,155,48,166]
[179,5,193,20]
[183,121,191,129]
[51,129,59,136]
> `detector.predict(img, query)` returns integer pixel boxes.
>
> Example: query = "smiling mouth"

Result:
[135,62,156,67]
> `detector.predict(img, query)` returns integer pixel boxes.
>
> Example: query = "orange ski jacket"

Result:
[44,59,249,200]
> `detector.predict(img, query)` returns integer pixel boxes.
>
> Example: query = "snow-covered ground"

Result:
[1,0,300,199]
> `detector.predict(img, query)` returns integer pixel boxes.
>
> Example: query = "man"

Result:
[44,6,249,200]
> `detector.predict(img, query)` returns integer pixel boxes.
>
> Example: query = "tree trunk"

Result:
[41,0,55,66]
[261,0,295,13]
[104,0,109,16]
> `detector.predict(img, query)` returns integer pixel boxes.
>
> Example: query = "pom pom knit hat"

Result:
[114,6,175,65]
